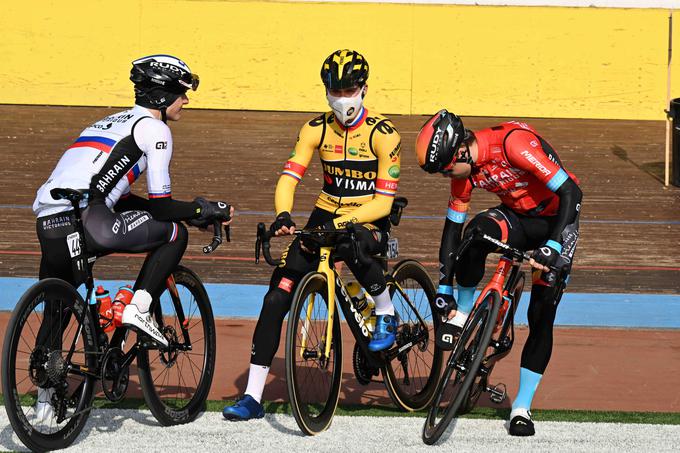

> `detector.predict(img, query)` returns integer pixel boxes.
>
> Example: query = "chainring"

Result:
[101,347,129,402]
[352,342,379,385]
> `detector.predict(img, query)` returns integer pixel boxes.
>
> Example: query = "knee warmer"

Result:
[251,288,293,366]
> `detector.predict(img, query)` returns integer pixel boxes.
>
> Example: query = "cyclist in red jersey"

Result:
[415,110,582,437]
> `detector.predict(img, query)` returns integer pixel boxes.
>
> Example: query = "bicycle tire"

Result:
[285,272,343,435]
[382,259,443,411]
[137,265,216,426]
[2,278,97,452]
[422,290,501,445]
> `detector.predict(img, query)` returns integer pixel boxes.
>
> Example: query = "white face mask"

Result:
[326,88,365,126]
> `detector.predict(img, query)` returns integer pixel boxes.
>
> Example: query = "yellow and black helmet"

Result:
[320,49,369,90]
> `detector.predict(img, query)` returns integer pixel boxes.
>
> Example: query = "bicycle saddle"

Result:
[50,188,90,202]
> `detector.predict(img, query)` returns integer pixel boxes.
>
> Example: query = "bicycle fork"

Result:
[300,248,337,363]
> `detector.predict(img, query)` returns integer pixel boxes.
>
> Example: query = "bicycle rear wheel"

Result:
[422,291,501,445]
[2,278,96,452]
[285,272,342,435]
[382,259,443,411]
[137,266,216,426]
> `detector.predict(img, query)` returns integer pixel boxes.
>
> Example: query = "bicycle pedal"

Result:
[486,383,507,404]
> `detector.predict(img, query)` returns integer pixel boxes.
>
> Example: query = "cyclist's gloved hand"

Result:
[434,289,457,317]
[530,240,561,272]
[194,197,232,222]
[186,217,212,230]
[270,211,296,236]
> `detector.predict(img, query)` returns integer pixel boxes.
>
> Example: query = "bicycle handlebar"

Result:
[255,221,373,267]
[467,229,561,273]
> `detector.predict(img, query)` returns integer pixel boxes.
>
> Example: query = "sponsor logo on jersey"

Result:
[322,163,377,180]
[278,277,294,293]
[95,155,132,193]
[388,165,400,178]
[348,147,359,156]
[334,177,376,191]
[155,141,167,149]
[520,150,552,177]
[334,145,343,154]
[389,143,401,162]
[127,214,150,232]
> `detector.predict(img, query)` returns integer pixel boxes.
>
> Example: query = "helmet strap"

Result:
[161,108,168,124]
[457,143,473,165]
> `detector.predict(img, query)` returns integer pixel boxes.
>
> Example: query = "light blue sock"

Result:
[456,286,476,314]
[512,367,543,411]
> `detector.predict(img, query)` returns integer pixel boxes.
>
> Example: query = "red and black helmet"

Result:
[320,49,369,90]
[415,109,466,174]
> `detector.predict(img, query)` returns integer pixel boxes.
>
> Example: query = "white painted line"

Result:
[1,409,679,452]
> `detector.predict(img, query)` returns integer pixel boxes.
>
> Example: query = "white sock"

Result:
[130,289,152,313]
[510,407,531,420]
[372,288,394,316]
[244,364,269,403]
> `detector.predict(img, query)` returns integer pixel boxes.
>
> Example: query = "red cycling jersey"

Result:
[448,121,579,223]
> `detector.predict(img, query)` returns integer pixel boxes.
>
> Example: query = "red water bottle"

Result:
[96,286,115,332]
[111,285,134,328]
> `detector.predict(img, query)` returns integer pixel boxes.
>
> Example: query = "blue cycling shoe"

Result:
[222,394,265,421]
[368,314,398,352]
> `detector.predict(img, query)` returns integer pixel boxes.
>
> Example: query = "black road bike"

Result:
[2,188,226,452]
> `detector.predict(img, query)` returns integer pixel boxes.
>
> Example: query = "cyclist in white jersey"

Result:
[32,54,234,420]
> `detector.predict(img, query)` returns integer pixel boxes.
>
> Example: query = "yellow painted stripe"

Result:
[1,1,678,119]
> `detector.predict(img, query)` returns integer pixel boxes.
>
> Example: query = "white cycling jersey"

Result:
[33,105,174,217]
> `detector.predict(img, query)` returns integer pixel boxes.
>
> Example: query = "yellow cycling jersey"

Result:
[275,108,401,227]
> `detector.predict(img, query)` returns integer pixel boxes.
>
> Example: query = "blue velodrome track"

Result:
[1,277,679,329]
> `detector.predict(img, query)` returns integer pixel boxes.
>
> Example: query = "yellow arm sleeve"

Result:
[333,121,401,227]
[274,119,320,215]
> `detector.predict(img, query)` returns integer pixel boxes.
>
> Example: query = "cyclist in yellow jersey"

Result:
[223,49,402,421]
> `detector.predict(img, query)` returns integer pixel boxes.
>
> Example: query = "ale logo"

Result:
[348,147,359,156]
[388,165,400,178]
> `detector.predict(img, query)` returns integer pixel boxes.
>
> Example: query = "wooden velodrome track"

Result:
[0,105,679,412]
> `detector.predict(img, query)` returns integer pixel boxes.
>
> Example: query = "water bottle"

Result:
[95,286,114,332]
[347,282,376,332]
[111,285,134,328]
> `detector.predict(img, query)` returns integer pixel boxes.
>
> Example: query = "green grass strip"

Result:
[2,394,678,425]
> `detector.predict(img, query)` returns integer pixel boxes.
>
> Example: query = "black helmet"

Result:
[130,54,199,110]
[320,49,369,90]
[415,109,467,174]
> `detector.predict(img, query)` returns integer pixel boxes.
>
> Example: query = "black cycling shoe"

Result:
[509,414,535,436]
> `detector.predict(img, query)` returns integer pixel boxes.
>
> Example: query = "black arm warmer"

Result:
[148,197,202,222]
[551,178,583,243]
[114,194,151,213]
[438,219,464,286]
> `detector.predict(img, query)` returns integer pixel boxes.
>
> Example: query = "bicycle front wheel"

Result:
[137,266,216,426]
[285,272,342,435]
[382,259,443,411]
[422,291,501,445]
[2,278,96,452]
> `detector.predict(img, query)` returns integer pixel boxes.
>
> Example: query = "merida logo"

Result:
[96,155,131,193]
[520,150,551,176]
